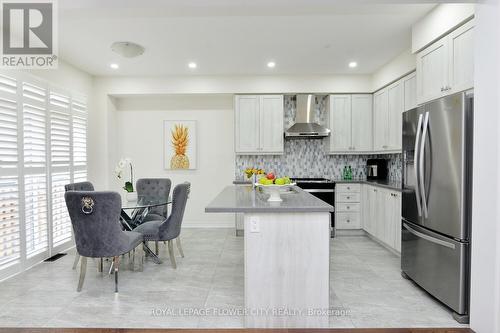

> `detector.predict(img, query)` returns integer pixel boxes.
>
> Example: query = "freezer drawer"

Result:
[401,221,469,315]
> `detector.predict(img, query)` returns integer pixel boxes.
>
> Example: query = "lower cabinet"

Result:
[361,184,402,253]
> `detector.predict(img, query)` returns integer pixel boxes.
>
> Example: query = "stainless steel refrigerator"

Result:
[401,91,473,323]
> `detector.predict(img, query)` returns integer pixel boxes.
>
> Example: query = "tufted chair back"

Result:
[136,178,171,217]
[65,181,94,192]
[64,191,141,258]
[159,182,190,240]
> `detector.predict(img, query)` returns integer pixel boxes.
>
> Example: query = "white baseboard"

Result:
[182,220,234,228]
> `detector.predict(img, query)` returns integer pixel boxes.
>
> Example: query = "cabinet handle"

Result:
[347,196,350,199]
[441,87,444,92]
[346,219,350,223]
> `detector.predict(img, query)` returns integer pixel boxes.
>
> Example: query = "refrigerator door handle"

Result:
[419,111,430,218]
[403,223,456,249]
[414,114,423,217]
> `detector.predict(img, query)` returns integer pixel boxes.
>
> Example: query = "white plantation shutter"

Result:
[22,82,49,258]
[0,74,20,271]
[72,98,87,182]
[0,71,88,277]
[49,92,72,247]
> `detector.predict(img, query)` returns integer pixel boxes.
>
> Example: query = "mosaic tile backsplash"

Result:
[235,95,402,181]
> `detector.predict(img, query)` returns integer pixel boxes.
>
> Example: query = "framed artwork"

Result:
[164,120,197,170]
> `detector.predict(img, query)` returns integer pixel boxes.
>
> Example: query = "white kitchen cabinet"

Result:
[335,184,361,230]
[387,81,403,150]
[351,94,373,152]
[328,94,372,154]
[373,89,389,151]
[402,72,417,111]
[448,19,474,94]
[361,185,402,253]
[329,95,352,152]
[416,19,474,105]
[235,95,284,154]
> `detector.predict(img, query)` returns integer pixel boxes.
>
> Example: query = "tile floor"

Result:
[0,228,467,328]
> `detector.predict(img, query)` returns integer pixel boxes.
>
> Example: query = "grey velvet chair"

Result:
[65,181,95,270]
[136,178,172,254]
[133,182,190,269]
[65,190,144,292]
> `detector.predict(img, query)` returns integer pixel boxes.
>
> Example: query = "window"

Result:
[0,72,88,278]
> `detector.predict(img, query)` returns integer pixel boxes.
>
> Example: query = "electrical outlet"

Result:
[250,217,260,233]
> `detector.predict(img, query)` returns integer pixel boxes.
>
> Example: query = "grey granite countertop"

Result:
[234,179,402,191]
[206,185,334,213]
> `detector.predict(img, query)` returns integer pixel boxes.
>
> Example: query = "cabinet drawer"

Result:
[336,212,361,229]
[336,183,361,193]
[336,193,360,203]
[336,203,360,212]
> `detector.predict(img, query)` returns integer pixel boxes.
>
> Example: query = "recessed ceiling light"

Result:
[110,63,119,69]
[188,62,197,69]
[267,61,276,68]
[348,61,358,68]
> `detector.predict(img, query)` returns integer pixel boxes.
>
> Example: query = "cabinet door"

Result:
[448,19,474,94]
[392,192,402,252]
[387,81,403,151]
[403,72,417,111]
[235,95,260,153]
[351,94,373,152]
[375,188,387,240]
[260,95,284,153]
[373,89,389,151]
[367,186,379,236]
[329,95,352,152]
[416,37,448,104]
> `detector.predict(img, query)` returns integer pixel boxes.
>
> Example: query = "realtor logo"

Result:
[1,0,58,68]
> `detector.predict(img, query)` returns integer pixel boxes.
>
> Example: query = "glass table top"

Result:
[121,195,172,210]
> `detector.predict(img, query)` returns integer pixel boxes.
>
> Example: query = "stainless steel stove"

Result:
[292,178,335,237]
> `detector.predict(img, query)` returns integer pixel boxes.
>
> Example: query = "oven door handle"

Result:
[302,189,334,193]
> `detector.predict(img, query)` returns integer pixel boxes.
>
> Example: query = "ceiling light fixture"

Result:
[348,61,358,68]
[188,62,197,69]
[267,61,276,68]
[111,41,145,58]
[110,63,119,69]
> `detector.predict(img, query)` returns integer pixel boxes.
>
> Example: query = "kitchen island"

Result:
[205,185,333,328]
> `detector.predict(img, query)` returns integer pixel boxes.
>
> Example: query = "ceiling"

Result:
[58,1,436,76]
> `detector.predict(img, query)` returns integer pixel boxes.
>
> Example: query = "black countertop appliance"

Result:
[366,158,388,180]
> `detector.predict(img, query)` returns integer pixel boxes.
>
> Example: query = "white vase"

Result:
[125,191,137,202]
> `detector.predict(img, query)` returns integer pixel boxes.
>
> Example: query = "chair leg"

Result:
[113,256,120,293]
[77,256,87,292]
[72,253,80,270]
[129,249,135,271]
[136,245,144,272]
[176,237,185,258]
[167,240,177,269]
[155,241,159,255]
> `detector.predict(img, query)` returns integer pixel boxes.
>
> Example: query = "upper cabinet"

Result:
[328,94,372,154]
[235,95,284,154]
[416,19,474,105]
[373,72,415,153]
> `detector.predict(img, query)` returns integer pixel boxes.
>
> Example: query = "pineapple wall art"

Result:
[164,121,197,170]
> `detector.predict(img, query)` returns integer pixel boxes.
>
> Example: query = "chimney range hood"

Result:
[284,94,331,138]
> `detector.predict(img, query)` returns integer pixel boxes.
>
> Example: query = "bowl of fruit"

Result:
[255,172,296,202]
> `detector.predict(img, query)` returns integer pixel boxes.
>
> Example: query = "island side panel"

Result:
[244,212,330,328]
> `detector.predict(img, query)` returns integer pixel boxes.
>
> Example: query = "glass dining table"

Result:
[120,195,172,264]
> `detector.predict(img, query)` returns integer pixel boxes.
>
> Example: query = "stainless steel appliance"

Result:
[401,91,473,324]
[285,95,331,138]
[292,178,335,237]
[366,158,388,180]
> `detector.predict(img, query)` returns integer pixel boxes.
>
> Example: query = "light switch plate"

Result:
[250,217,260,233]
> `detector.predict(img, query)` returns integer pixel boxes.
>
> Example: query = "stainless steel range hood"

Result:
[285,94,330,138]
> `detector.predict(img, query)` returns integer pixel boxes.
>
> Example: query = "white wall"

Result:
[412,3,474,53]
[113,94,235,227]
[371,49,416,92]
[470,2,500,333]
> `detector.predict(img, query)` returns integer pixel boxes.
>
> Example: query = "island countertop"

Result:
[205,185,334,213]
